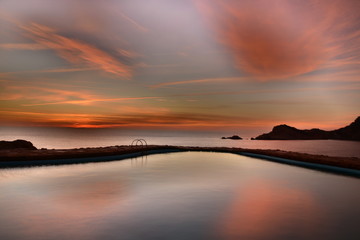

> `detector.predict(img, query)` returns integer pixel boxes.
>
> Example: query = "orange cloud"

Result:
[0,85,161,106]
[0,109,347,130]
[20,23,132,78]
[0,109,246,129]
[195,0,360,80]
[22,96,161,106]
[0,86,96,103]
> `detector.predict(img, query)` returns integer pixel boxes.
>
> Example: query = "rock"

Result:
[221,135,242,140]
[254,116,360,141]
[331,116,360,141]
[0,140,37,150]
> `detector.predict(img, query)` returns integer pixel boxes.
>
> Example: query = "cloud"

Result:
[195,0,360,80]
[114,8,148,32]
[22,96,161,106]
[34,67,97,73]
[150,77,246,88]
[0,109,235,128]
[20,23,132,78]
[0,85,96,103]
[2,67,98,75]
[0,43,48,50]
[0,108,353,130]
[0,85,160,106]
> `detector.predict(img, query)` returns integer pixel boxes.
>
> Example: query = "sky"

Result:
[0,0,359,133]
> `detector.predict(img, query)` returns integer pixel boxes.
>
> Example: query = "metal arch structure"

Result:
[131,139,148,147]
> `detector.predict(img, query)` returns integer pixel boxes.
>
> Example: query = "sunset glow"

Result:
[1,0,359,132]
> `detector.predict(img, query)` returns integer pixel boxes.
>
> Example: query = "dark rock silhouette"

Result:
[0,140,37,150]
[222,135,242,140]
[255,116,360,141]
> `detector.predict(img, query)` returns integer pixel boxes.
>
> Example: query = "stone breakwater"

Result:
[1,145,360,174]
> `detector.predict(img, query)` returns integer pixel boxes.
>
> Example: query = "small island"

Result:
[254,116,360,141]
[221,135,242,140]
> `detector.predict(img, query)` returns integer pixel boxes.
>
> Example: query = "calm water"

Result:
[0,127,359,157]
[0,152,359,240]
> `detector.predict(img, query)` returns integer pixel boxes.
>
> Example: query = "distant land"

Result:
[255,116,360,141]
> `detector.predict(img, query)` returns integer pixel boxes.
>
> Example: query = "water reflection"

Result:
[219,180,322,240]
[0,163,130,240]
[0,152,359,240]
[54,179,125,210]
[131,155,147,167]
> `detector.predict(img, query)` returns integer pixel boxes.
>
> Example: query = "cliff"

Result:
[255,116,360,141]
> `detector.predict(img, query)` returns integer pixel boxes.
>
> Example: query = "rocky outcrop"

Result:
[331,116,360,141]
[0,140,37,150]
[222,135,242,140]
[255,116,360,141]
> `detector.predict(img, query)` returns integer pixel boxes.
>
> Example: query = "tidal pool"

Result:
[0,152,359,240]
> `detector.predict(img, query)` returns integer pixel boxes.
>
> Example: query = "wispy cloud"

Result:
[2,67,98,75]
[114,9,148,32]
[150,77,247,88]
[0,85,160,106]
[0,86,95,102]
[18,23,132,78]
[151,72,360,90]
[22,96,161,106]
[0,8,136,78]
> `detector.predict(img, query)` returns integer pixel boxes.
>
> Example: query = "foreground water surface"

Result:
[0,152,359,240]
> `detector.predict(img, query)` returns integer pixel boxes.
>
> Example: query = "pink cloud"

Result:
[20,23,132,78]
[195,0,360,80]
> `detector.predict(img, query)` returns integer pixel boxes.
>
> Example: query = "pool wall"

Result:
[1,148,360,178]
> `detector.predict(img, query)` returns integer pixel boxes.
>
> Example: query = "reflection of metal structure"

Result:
[131,154,147,167]
[131,139,148,147]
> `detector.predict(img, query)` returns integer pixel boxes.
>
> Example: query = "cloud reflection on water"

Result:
[218,179,323,240]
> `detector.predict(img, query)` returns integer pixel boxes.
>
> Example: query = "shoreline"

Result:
[1,145,360,177]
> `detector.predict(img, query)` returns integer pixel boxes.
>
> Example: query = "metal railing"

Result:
[130,139,148,147]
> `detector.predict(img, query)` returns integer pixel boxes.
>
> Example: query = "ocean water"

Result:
[1,127,359,157]
[0,152,359,240]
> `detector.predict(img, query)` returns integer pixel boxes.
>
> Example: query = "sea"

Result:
[0,127,359,158]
